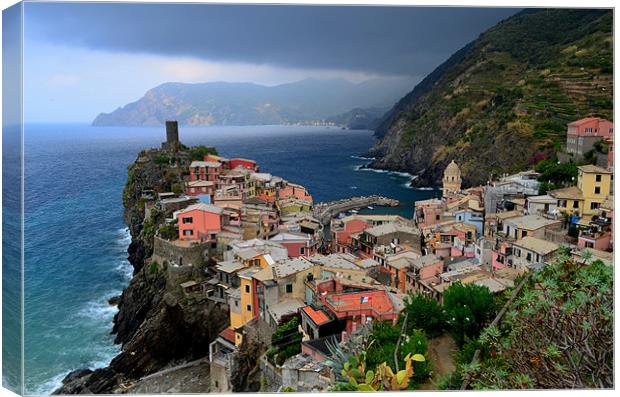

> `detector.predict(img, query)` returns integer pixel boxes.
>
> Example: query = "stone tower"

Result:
[162,120,180,151]
[442,160,462,197]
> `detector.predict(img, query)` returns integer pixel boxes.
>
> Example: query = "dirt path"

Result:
[420,334,457,390]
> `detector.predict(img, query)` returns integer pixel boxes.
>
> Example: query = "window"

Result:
[183,230,193,236]
[590,202,600,210]
[245,285,250,293]
[182,217,193,224]
[246,304,252,312]
[526,253,532,262]
[558,200,567,208]
[286,284,293,293]
[234,300,239,307]
[573,201,579,209]
[596,174,602,182]
[595,187,601,194]
[522,230,527,238]
[300,247,305,255]
[436,214,440,220]
[585,241,594,248]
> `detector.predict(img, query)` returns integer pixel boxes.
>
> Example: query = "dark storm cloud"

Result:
[25,3,518,76]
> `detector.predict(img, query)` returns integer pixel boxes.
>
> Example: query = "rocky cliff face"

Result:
[370,9,613,187]
[54,149,227,394]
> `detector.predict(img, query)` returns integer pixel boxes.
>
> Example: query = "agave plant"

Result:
[339,351,426,391]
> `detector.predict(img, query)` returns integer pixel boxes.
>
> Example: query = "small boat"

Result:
[350,209,359,214]
[367,206,374,210]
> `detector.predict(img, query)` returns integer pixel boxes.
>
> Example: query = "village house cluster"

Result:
[143,117,613,392]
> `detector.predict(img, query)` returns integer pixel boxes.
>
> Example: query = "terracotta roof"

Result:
[326,290,397,317]
[513,236,559,256]
[504,215,561,231]
[219,327,236,344]
[568,117,607,126]
[548,186,584,200]
[301,306,331,326]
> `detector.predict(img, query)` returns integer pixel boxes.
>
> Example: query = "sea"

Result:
[13,124,439,394]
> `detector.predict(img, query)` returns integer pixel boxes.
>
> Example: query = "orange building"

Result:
[279,183,313,203]
[177,203,224,241]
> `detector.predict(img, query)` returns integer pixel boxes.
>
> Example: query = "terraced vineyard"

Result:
[371,9,613,187]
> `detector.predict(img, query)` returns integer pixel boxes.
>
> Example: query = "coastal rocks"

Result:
[56,148,227,394]
[53,367,120,395]
[108,295,121,306]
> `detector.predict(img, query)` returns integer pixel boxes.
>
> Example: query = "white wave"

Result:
[76,295,119,324]
[414,187,435,191]
[116,259,133,281]
[357,166,389,174]
[116,227,131,246]
[349,186,358,190]
[33,345,120,395]
[350,155,376,160]
[32,371,67,395]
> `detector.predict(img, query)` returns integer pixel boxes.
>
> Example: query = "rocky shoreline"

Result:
[54,147,227,395]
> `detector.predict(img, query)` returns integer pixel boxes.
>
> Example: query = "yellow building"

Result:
[577,165,612,215]
[551,165,612,216]
[228,252,276,346]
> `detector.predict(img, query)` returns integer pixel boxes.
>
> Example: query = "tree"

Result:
[471,258,613,389]
[188,145,218,161]
[443,283,496,347]
[402,293,445,337]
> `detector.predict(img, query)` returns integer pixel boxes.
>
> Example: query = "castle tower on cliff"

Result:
[442,160,462,197]
[162,120,181,151]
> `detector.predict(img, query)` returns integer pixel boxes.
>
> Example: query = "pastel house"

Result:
[566,117,613,159]
[189,161,222,182]
[176,203,223,242]
[269,231,319,258]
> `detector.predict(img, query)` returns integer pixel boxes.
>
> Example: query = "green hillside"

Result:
[370,9,613,187]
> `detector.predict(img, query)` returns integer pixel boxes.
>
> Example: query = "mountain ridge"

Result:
[93,78,415,126]
[369,8,613,187]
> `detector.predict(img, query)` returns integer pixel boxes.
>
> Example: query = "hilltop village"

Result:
[59,117,613,393]
[162,117,613,390]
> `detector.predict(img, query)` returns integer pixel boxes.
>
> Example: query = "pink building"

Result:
[177,203,223,241]
[229,158,259,171]
[186,180,215,197]
[405,254,444,294]
[331,218,371,253]
[492,240,510,270]
[414,199,444,228]
[189,161,222,183]
[577,232,611,251]
[269,231,319,258]
[566,117,614,158]
[567,117,613,137]
[319,289,399,335]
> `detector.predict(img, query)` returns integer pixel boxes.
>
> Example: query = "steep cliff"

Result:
[370,9,613,187]
[55,148,227,394]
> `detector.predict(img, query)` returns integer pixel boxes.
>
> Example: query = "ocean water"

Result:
[20,124,439,394]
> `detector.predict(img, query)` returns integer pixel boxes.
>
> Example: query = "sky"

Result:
[18,2,519,123]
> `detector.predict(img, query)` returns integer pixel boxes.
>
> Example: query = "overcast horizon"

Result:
[20,3,519,123]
